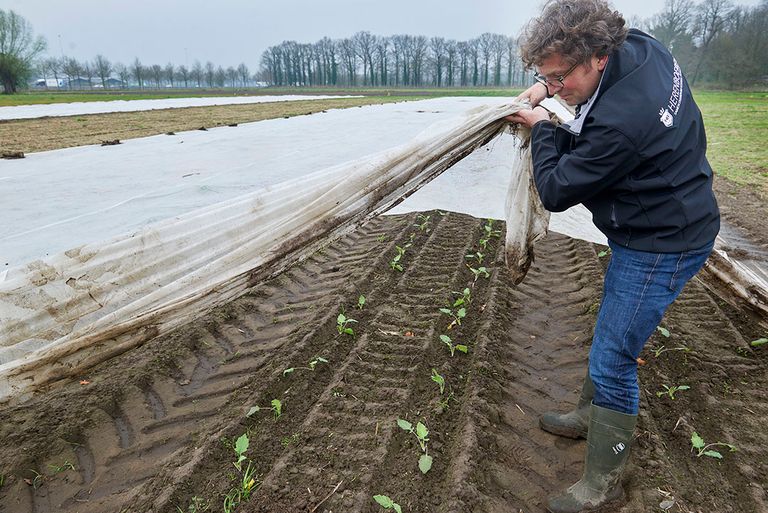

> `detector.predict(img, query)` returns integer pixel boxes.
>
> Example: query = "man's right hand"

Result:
[515,82,550,107]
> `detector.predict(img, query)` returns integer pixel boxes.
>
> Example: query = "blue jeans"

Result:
[589,240,714,415]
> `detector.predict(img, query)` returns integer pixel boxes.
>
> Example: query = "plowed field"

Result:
[0,212,766,513]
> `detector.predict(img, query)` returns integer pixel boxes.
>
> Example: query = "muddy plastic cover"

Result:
[0,101,548,401]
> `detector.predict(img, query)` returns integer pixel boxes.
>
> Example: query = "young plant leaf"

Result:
[415,422,428,440]
[235,434,249,455]
[691,432,705,450]
[283,368,295,376]
[373,495,394,508]
[456,344,469,354]
[703,450,723,459]
[397,419,412,432]
[657,326,671,337]
[750,338,767,347]
[246,406,260,417]
[419,453,433,474]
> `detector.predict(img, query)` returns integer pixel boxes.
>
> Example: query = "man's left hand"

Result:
[505,106,550,129]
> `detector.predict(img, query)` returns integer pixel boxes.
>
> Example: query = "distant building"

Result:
[32,78,66,89]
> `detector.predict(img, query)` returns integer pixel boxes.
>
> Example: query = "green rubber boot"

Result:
[546,404,637,513]
[539,371,594,439]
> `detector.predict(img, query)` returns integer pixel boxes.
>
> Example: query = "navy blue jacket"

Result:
[530,29,720,253]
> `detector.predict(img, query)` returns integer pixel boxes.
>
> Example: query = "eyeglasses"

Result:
[533,61,580,90]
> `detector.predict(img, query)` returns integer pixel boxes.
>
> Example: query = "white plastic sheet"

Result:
[0,101,542,402]
[0,95,363,120]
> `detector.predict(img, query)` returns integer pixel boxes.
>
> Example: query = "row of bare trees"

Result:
[644,0,766,86]
[36,55,255,89]
[259,32,529,88]
[25,0,768,92]
[647,0,768,87]
[259,0,767,89]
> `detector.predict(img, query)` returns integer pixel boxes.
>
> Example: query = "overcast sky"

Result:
[5,0,764,72]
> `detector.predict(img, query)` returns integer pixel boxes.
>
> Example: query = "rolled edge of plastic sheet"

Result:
[699,237,768,330]
[0,101,545,403]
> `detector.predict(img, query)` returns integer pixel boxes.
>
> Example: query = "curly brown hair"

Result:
[520,0,628,68]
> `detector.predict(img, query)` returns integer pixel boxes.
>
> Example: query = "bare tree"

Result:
[131,58,144,89]
[691,0,733,84]
[490,34,506,86]
[411,36,428,86]
[62,57,83,89]
[0,9,46,93]
[445,40,457,87]
[114,62,129,88]
[650,0,695,52]
[226,66,237,88]
[478,33,495,86]
[354,31,376,85]
[177,64,189,88]
[237,62,249,87]
[214,65,226,87]
[429,37,447,87]
[339,38,358,86]
[204,61,215,87]
[375,36,390,86]
[150,64,163,87]
[41,57,62,88]
[164,63,175,88]
[94,54,112,88]
[192,60,203,87]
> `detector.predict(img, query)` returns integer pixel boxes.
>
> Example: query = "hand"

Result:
[515,82,549,107]
[504,106,551,129]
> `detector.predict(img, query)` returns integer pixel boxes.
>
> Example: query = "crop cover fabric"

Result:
[0,101,548,401]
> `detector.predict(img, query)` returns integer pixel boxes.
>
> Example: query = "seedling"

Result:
[26,469,43,490]
[656,384,690,400]
[483,220,502,238]
[652,344,690,358]
[246,399,283,421]
[437,391,456,412]
[337,313,357,336]
[283,356,329,376]
[439,305,466,329]
[48,461,76,474]
[597,249,611,258]
[281,433,301,447]
[468,266,490,281]
[431,369,445,395]
[376,234,387,242]
[478,238,489,250]
[177,496,209,513]
[750,338,767,347]
[439,334,468,357]
[691,432,737,459]
[451,288,471,308]
[397,419,433,474]
[414,214,431,232]
[389,245,406,271]
[373,495,403,513]
[656,326,671,337]
[357,294,366,310]
[223,432,259,513]
[465,251,485,265]
[233,433,249,471]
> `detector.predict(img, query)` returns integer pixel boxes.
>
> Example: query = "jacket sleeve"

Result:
[530,120,642,212]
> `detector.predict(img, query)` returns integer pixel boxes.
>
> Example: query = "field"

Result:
[0,92,766,513]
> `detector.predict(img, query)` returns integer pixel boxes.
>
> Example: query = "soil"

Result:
[0,211,765,513]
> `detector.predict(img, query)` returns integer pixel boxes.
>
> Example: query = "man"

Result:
[506,1,720,512]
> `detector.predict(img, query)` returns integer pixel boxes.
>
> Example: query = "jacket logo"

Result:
[659,108,674,128]
[612,442,626,455]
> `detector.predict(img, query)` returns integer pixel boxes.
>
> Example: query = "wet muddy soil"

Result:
[0,211,765,513]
